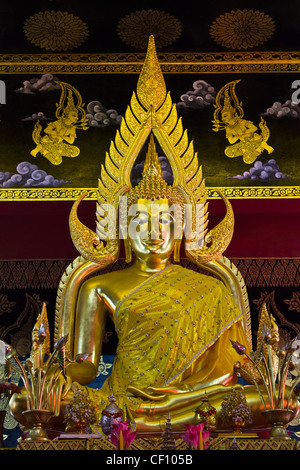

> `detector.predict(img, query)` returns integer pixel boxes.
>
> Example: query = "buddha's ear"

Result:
[172,204,184,263]
[124,238,132,263]
[173,238,182,263]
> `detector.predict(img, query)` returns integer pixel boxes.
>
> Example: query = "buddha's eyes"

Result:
[159,212,174,225]
[131,212,148,225]
[131,212,174,224]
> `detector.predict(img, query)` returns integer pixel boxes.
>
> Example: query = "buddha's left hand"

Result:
[127,384,191,400]
[147,384,191,395]
[127,386,166,401]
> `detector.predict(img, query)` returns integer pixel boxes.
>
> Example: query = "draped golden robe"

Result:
[79,264,250,420]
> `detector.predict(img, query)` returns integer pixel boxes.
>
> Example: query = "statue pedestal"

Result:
[15,434,300,451]
[208,435,300,450]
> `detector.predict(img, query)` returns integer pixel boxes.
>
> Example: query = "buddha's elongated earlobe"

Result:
[124,238,132,263]
[173,238,182,263]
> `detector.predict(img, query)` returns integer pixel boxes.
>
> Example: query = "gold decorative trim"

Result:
[1,49,300,200]
[0,188,99,200]
[0,50,300,73]
[207,435,299,450]
[2,50,300,62]
[208,186,300,199]
[16,436,188,451]
[0,186,299,200]
[15,435,300,451]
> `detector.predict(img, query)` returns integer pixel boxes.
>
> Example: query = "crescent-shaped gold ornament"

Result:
[69,35,234,267]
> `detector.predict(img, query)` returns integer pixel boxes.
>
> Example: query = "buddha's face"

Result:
[127,198,180,261]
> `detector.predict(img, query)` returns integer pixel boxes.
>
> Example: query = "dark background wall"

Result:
[0,197,299,260]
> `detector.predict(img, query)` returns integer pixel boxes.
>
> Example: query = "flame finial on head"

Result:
[142,134,162,178]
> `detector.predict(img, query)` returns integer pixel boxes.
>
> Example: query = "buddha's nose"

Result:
[149,217,161,239]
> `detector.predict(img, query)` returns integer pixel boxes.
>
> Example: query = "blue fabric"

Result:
[87,355,115,390]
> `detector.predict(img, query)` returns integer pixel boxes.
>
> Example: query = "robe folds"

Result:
[79,264,250,418]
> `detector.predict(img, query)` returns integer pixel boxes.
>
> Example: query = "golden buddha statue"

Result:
[10,36,298,434]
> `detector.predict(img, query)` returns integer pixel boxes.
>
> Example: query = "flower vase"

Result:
[65,421,89,434]
[261,409,295,440]
[22,409,53,441]
[74,423,88,434]
[232,420,245,435]
[194,396,216,431]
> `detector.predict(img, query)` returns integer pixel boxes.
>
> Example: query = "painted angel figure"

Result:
[212,80,274,164]
[30,82,89,165]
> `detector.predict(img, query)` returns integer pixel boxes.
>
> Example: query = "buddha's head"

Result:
[119,137,186,264]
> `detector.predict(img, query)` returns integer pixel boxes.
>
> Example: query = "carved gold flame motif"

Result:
[69,35,234,267]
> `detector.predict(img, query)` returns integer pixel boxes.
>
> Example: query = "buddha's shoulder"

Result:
[103,268,130,281]
[173,265,224,287]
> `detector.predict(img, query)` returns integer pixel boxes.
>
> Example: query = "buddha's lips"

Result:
[143,240,164,247]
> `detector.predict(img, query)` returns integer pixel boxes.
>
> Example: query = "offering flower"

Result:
[181,423,211,450]
[3,303,91,414]
[109,420,137,450]
[220,388,252,430]
[231,329,300,410]
[64,386,97,433]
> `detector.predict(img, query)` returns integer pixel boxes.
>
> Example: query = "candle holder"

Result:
[5,303,91,440]
[261,408,295,440]
[231,303,300,439]
[22,409,53,441]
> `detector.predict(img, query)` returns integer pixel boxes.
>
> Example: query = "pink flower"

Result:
[110,420,137,450]
[181,423,211,450]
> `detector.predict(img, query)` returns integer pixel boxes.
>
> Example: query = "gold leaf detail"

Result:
[115,130,129,157]
[156,92,173,123]
[130,91,147,122]
[162,104,177,134]
[186,191,234,263]
[100,165,118,191]
[189,167,205,194]
[109,142,123,168]
[125,106,142,134]
[137,35,166,111]
[97,178,110,203]
[169,116,183,147]
[177,134,192,164]
[105,154,119,182]
[69,194,119,265]
[185,155,199,182]
[120,118,134,146]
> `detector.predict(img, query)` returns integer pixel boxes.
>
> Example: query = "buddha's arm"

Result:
[67,279,107,385]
